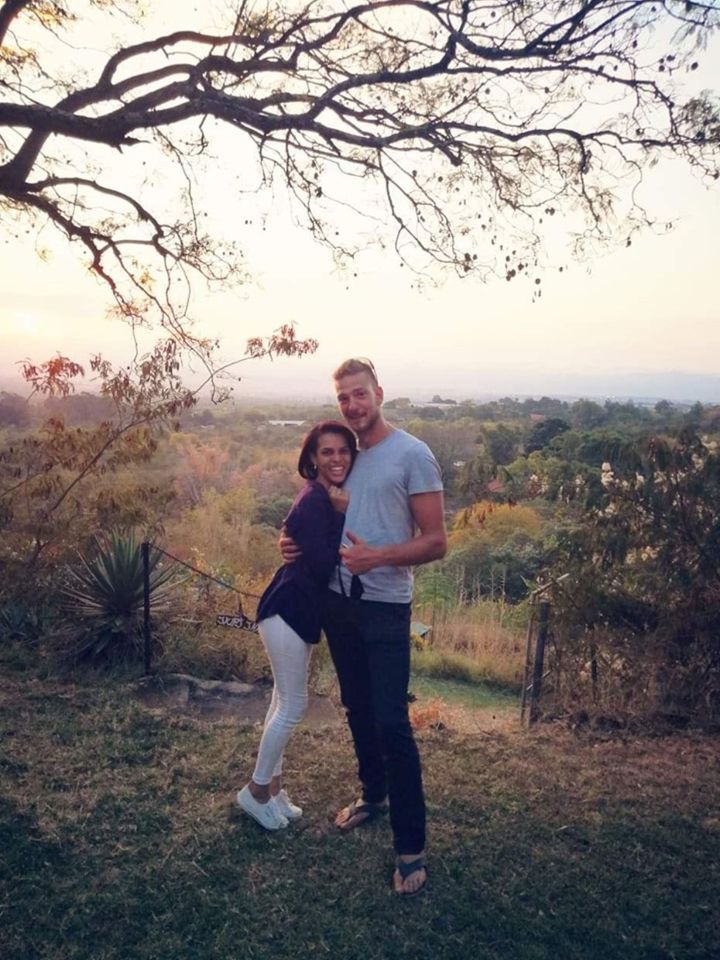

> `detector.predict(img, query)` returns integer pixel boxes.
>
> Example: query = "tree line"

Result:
[2,381,719,722]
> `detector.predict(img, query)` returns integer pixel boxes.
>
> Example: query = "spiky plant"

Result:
[63,530,181,660]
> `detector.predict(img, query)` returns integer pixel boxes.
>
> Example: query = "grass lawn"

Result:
[1,654,719,960]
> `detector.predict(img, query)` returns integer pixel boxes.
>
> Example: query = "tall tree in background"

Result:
[1,0,718,378]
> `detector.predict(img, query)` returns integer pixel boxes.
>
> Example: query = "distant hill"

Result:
[408,371,720,406]
[2,369,719,406]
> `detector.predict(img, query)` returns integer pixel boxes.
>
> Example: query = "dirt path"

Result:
[133,672,518,732]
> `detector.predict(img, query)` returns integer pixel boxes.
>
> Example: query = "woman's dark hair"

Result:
[297,420,358,480]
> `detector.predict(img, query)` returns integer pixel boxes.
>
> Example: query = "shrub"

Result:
[62,530,182,661]
[547,429,720,723]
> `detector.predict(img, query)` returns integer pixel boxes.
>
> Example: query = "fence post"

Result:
[142,540,152,674]
[589,640,599,703]
[528,600,550,725]
[520,606,536,725]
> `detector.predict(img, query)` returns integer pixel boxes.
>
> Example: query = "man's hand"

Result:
[278,526,302,564]
[338,492,447,574]
[339,531,382,575]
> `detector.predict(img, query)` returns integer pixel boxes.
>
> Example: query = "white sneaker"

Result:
[236,785,289,831]
[273,789,302,821]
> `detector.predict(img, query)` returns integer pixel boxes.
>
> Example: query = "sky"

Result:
[2,3,719,405]
[4,159,718,404]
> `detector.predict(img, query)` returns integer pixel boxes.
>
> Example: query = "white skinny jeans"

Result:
[252,614,312,785]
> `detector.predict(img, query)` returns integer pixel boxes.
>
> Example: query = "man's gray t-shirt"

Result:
[329,428,443,604]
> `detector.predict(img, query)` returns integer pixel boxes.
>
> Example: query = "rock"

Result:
[135,672,255,699]
[187,677,255,698]
[133,672,342,726]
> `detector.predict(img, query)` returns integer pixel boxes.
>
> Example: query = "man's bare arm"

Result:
[278,527,301,563]
[340,491,447,576]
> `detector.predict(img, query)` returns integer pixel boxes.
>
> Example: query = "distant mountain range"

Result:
[406,371,720,405]
[2,369,719,405]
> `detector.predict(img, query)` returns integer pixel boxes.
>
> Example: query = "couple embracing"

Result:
[236,358,447,897]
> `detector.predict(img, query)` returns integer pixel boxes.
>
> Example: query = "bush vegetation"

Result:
[2,385,719,722]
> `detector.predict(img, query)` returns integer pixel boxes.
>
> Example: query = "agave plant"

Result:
[63,530,181,660]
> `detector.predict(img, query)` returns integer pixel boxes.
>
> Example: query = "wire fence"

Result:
[4,539,569,721]
[142,543,262,673]
[150,546,569,717]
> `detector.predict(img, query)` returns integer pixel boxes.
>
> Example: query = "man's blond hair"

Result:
[332,357,379,388]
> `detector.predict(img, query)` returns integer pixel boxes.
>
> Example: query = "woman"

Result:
[236,420,357,830]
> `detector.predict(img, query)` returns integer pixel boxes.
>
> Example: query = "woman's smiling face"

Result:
[311,431,353,488]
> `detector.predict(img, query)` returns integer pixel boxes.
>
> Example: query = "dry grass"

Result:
[414,600,527,688]
[156,623,269,682]
[540,625,720,727]
[153,584,268,681]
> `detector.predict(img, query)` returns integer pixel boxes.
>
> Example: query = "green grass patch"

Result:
[409,673,518,711]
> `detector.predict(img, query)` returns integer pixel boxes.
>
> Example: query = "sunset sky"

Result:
[2,3,719,404]
[4,158,718,403]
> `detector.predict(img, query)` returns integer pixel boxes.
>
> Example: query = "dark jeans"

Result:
[323,588,425,855]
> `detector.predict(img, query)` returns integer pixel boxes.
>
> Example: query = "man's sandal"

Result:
[335,798,386,831]
[393,856,428,897]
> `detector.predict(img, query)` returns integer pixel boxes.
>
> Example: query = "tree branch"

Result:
[0,0,717,378]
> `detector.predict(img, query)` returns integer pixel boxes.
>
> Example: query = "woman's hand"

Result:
[328,485,350,513]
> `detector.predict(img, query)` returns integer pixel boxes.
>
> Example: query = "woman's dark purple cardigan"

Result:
[256,481,345,644]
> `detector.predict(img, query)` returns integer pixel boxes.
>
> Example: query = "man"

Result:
[284,357,446,895]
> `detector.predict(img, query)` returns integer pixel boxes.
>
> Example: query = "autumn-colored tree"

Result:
[0,317,318,603]
[171,436,232,507]
[0,350,186,613]
[430,499,549,602]
[451,500,541,543]
[235,458,302,500]
[164,486,276,595]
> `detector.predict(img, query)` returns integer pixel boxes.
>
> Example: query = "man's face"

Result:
[335,371,383,437]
